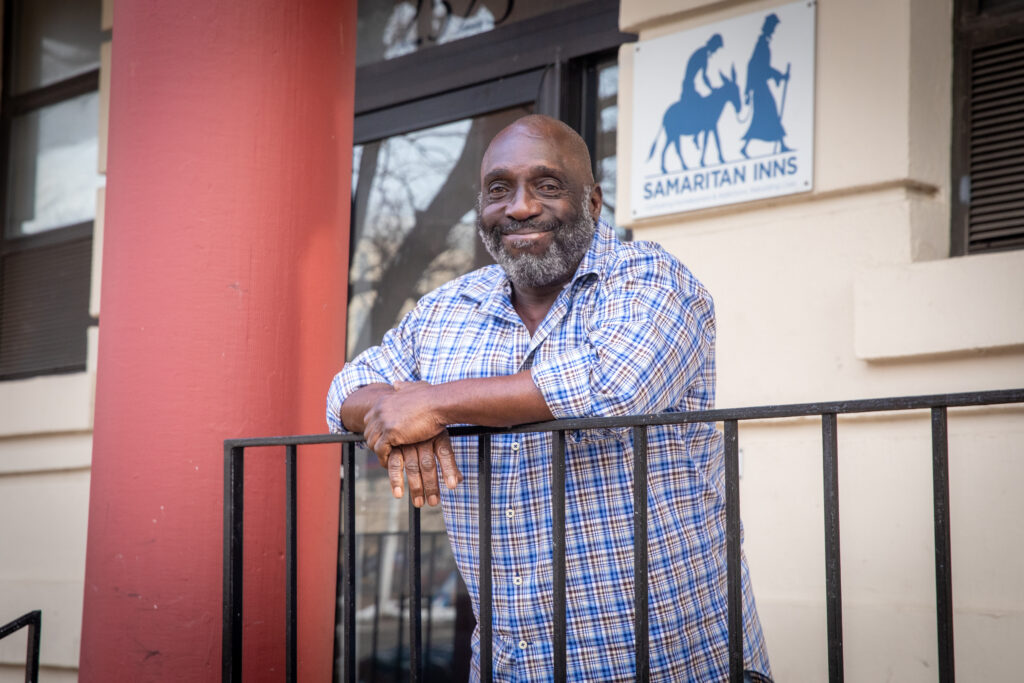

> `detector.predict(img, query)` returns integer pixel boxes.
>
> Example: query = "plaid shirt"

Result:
[327,220,771,681]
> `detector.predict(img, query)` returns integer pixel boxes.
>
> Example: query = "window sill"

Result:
[854,250,1024,360]
[0,370,94,437]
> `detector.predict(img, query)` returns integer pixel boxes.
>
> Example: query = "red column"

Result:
[79,1,356,680]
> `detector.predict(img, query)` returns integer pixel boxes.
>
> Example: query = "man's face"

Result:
[477,124,600,290]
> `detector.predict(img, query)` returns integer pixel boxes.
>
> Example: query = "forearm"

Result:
[340,383,394,432]
[433,370,554,428]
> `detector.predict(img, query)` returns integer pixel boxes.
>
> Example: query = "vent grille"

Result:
[967,36,1024,253]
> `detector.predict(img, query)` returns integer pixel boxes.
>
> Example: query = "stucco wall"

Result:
[619,0,1024,680]
[0,2,111,680]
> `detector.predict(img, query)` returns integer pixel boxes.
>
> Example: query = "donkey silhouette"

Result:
[648,65,742,173]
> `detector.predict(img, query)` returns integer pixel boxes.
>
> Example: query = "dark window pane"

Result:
[11,0,103,93]
[357,0,590,67]
[0,234,92,377]
[347,105,530,360]
[6,91,103,237]
[978,0,1024,15]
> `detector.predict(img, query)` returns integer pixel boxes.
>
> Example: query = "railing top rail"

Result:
[0,611,41,640]
[224,388,1024,449]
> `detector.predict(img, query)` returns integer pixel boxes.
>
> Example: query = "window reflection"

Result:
[6,92,104,237]
[11,0,103,93]
[595,60,619,229]
[348,106,530,360]
[357,0,589,67]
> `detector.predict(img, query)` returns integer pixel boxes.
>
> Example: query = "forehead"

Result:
[481,126,577,181]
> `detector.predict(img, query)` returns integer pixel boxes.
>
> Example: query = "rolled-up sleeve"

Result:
[325,307,422,433]
[530,251,715,421]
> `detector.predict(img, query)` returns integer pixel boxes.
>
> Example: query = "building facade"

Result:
[0,0,1021,681]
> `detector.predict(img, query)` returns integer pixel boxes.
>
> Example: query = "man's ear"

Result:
[588,185,604,221]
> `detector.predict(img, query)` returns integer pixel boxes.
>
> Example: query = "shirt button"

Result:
[513,576,523,586]
[511,442,520,452]
[505,509,515,519]
[518,640,528,650]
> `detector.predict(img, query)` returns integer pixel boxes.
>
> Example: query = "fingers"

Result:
[402,444,425,508]
[363,420,392,466]
[388,448,405,499]
[384,436,460,506]
[416,441,441,506]
[433,431,463,490]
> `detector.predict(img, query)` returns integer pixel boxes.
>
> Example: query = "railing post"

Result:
[26,610,41,683]
[551,430,568,683]
[0,611,43,683]
[426,532,438,656]
[478,434,493,682]
[724,420,743,683]
[341,442,357,683]
[408,499,423,681]
[632,425,650,683]
[285,444,298,683]
[821,413,844,683]
[931,407,955,683]
[222,444,244,683]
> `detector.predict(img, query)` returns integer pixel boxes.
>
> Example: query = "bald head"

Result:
[482,115,595,187]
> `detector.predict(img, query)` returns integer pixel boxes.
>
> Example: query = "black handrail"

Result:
[222,387,1024,683]
[0,610,41,683]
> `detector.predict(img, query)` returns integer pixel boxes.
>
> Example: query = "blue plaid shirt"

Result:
[327,220,771,681]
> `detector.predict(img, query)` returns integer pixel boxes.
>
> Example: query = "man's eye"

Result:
[539,183,560,193]
[488,186,508,196]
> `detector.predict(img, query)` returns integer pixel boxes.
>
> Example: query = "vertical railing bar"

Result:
[342,442,357,683]
[931,406,956,683]
[724,420,743,683]
[478,434,493,682]
[371,534,382,681]
[822,413,845,683]
[632,425,650,682]
[395,587,405,674]
[285,444,298,683]
[552,430,567,683]
[408,499,422,682]
[25,610,41,683]
[222,444,244,683]
[426,532,438,657]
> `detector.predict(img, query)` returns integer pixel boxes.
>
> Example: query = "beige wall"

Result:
[619,0,1024,680]
[0,1,112,679]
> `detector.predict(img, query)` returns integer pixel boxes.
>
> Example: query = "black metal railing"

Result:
[0,610,41,683]
[222,388,1024,683]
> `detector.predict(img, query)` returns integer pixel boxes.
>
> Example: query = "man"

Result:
[741,13,791,156]
[327,115,772,681]
[681,33,724,104]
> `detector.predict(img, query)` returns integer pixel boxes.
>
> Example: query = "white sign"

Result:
[631,1,815,218]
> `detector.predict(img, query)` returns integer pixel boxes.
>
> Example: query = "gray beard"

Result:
[477,197,597,289]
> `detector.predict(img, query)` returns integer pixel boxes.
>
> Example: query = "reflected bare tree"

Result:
[349,109,528,358]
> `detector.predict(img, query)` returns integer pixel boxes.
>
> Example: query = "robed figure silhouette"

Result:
[741,13,791,156]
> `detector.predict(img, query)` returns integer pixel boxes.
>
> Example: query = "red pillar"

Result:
[79,1,356,680]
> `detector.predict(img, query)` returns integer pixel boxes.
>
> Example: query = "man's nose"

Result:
[505,186,541,221]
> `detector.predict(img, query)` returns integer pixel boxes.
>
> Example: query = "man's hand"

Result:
[363,381,446,461]
[387,430,462,507]
[341,372,551,506]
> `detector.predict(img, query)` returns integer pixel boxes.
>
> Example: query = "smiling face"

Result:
[477,116,602,290]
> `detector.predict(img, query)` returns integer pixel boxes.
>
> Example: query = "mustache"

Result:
[494,218,562,235]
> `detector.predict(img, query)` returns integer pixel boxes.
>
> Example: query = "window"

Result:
[951,0,1024,254]
[341,2,632,679]
[0,0,103,378]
